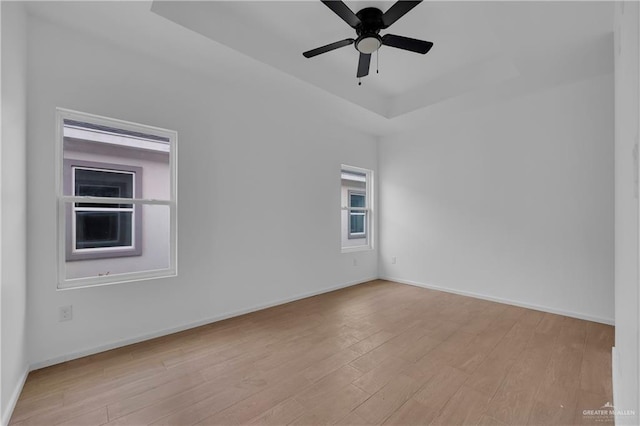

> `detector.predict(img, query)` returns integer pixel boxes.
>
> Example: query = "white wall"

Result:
[1,2,29,424]
[613,1,639,423]
[379,73,614,324]
[26,16,377,368]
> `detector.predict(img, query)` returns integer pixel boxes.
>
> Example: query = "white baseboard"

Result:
[30,277,377,371]
[382,276,615,325]
[2,367,29,426]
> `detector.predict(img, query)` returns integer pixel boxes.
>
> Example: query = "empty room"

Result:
[1,1,639,425]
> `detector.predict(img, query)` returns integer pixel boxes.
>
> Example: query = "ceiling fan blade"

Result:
[382,1,422,28]
[321,1,361,28]
[357,53,371,78]
[303,38,354,58]
[382,34,433,54]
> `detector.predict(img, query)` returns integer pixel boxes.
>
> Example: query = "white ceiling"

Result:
[151,1,614,118]
[26,1,614,135]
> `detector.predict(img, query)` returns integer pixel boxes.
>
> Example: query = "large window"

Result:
[341,165,373,251]
[57,109,177,288]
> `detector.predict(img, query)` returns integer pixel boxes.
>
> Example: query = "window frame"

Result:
[341,164,374,253]
[347,190,367,240]
[56,108,178,289]
[65,160,143,261]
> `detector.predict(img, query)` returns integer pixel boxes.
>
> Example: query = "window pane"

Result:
[350,193,366,208]
[350,213,365,234]
[75,168,134,208]
[75,168,133,197]
[77,182,122,198]
[65,203,170,280]
[76,211,133,249]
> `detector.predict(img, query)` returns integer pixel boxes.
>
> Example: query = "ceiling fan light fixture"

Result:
[355,35,381,54]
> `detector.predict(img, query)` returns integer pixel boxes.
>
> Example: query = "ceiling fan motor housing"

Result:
[354,7,384,54]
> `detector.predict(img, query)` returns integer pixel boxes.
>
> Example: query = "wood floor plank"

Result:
[353,374,423,424]
[558,320,588,351]
[580,347,613,396]
[336,411,369,426]
[9,281,614,426]
[464,349,515,398]
[288,384,370,426]
[396,334,442,363]
[349,345,397,375]
[13,403,109,426]
[477,414,507,426]
[55,407,108,426]
[533,373,579,425]
[430,385,490,426]
[196,374,312,425]
[148,384,257,426]
[301,348,362,382]
[351,356,411,395]
[445,335,492,374]
[484,344,553,425]
[436,330,477,354]
[542,343,584,390]
[62,367,186,410]
[295,365,363,407]
[585,322,614,352]
[411,365,468,410]
[518,309,545,327]
[485,386,538,425]
[106,373,205,420]
[383,398,440,425]
[528,395,577,426]
[419,319,461,342]
[349,330,396,356]
[456,314,497,335]
[103,381,228,425]
[246,399,306,426]
[499,342,553,393]
[535,313,565,337]
[9,392,64,423]
[18,368,106,403]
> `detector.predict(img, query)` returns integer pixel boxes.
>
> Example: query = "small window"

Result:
[65,161,142,260]
[341,165,373,252]
[348,191,366,239]
[57,109,177,289]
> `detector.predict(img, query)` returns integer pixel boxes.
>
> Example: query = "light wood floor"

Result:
[10,280,614,426]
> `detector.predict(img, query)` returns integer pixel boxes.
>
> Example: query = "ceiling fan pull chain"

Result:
[358,77,362,86]
[377,49,379,74]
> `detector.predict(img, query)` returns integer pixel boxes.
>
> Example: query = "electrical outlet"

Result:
[59,305,73,322]
[353,258,358,266]
[391,256,397,264]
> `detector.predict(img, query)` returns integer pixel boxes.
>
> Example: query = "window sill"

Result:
[341,245,374,254]
[58,268,176,290]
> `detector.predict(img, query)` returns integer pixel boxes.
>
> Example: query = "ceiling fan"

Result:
[303,1,433,80]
